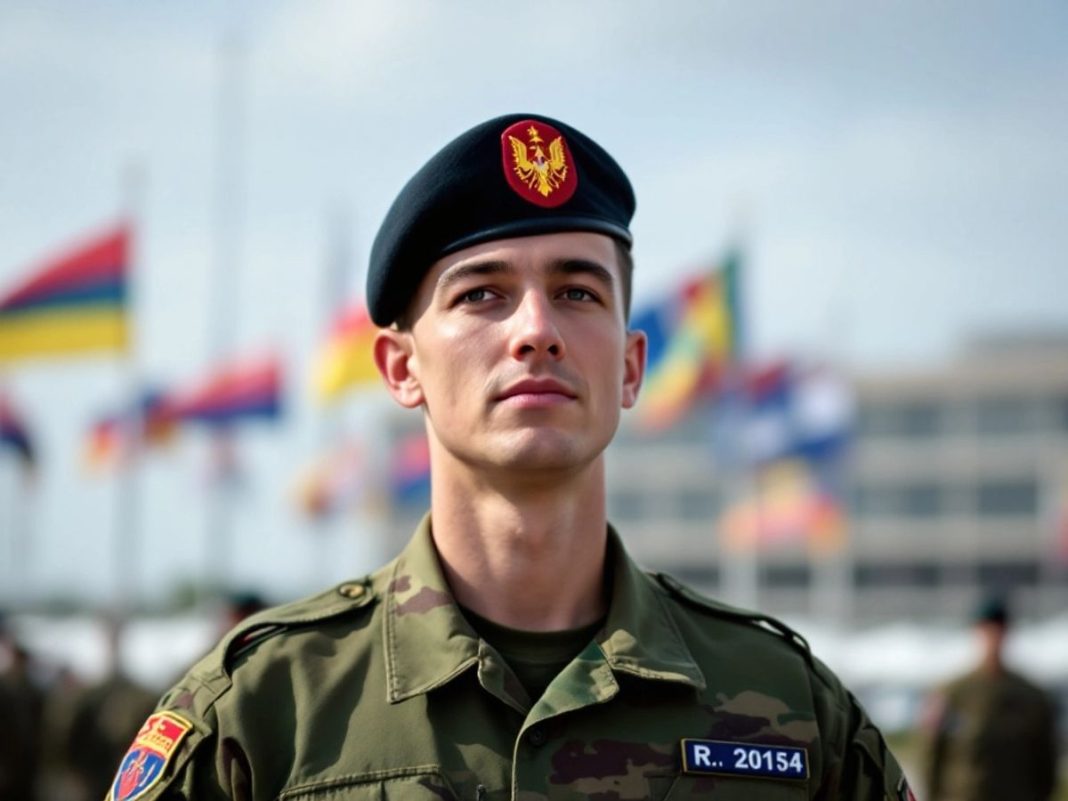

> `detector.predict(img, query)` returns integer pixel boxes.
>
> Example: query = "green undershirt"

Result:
[461,606,606,704]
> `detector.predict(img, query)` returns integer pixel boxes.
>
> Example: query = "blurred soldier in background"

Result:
[923,596,1060,801]
[0,611,44,801]
[37,665,88,801]
[62,615,155,801]
[217,590,266,636]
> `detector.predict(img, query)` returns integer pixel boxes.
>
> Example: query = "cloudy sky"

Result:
[1,1,1066,605]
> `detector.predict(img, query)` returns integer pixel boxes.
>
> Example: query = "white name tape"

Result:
[681,739,809,781]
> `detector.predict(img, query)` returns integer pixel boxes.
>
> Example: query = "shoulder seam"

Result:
[653,572,814,665]
[220,579,377,672]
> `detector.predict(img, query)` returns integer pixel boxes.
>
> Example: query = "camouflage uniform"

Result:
[118,519,911,801]
[924,667,1059,801]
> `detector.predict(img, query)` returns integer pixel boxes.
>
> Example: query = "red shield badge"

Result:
[500,119,578,208]
[108,711,193,801]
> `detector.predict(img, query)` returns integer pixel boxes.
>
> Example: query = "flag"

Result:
[293,440,367,521]
[714,360,854,468]
[83,389,177,471]
[719,458,846,555]
[390,431,430,509]
[313,303,380,402]
[167,352,283,426]
[0,223,130,363]
[634,251,742,428]
[0,392,35,472]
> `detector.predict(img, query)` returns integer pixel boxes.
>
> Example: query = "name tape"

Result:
[681,739,809,781]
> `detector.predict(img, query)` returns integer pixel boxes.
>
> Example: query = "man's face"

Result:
[378,231,645,476]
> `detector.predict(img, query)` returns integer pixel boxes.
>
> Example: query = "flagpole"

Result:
[816,305,856,632]
[205,32,246,600]
[115,162,147,617]
[309,205,353,587]
[720,245,761,611]
[0,451,16,605]
[12,464,33,607]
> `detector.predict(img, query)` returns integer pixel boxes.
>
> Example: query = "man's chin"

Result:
[489,430,605,473]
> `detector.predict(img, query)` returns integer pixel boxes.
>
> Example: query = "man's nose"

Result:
[509,290,565,360]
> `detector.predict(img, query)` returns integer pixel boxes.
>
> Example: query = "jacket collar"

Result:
[383,515,704,704]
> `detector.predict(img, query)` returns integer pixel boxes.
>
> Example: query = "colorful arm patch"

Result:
[681,739,809,781]
[108,711,194,801]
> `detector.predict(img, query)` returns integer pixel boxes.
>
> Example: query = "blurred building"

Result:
[384,333,1068,626]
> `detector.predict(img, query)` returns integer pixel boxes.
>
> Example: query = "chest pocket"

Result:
[277,768,458,801]
[663,773,808,801]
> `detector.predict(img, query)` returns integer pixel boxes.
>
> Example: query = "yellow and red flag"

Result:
[313,303,380,402]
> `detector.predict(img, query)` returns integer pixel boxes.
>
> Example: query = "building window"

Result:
[900,483,944,517]
[854,561,941,588]
[898,401,943,437]
[976,560,1040,588]
[975,396,1037,436]
[975,478,1038,516]
[677,488,720,520]
[857,400,943,438]
[761,563,811,588]
[851,482,945,518]
[851,484,893,517]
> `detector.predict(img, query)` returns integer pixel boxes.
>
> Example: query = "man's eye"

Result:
[460,288,490,303]
[562,287,595,302]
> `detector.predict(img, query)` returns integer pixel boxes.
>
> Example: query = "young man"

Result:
[109,114,913,801]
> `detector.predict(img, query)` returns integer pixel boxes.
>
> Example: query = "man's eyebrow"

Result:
[435,260,511,294]
[435,257,615,294]
[548,259,616,291]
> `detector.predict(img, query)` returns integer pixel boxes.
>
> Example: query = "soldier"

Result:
[923,596,1059,801]
[109,113,913,800]
[69,616,157,801]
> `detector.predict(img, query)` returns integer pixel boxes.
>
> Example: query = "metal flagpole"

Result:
[307,205,352,588]
[115,162,147,617]
[717,244,761,611]
[205,33,246,599]
[0,450,16,605]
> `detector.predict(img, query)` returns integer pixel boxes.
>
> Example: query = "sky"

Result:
[1,1,1066,606]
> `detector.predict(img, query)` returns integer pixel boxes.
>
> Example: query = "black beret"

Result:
[974,595,1010,626]
[367,113,635,326]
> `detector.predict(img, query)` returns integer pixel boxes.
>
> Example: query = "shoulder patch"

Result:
[107,711,195,801]
[654,572,813,663]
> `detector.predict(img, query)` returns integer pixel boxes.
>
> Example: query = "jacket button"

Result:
[338,583,366,599]
[527,728,547,747]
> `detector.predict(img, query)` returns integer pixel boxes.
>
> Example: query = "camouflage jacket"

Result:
[111,518,913,801]
[924,666,1058,801]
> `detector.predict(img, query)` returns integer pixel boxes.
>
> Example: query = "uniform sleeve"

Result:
[808,658,914,801]
[139,730,253,801]
[104,678,252,801]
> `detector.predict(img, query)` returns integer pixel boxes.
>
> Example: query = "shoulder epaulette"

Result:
[653,572,813,664]
[222,578,376,666]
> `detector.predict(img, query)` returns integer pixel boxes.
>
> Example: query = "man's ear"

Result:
[621,328,646,409]
[373,328,424,409]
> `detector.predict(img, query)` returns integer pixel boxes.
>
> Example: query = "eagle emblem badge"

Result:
[500,119,578,207]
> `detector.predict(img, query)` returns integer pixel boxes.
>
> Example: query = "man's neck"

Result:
[428,455,609,632]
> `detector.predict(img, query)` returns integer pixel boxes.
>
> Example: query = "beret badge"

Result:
[500,119,578,208]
